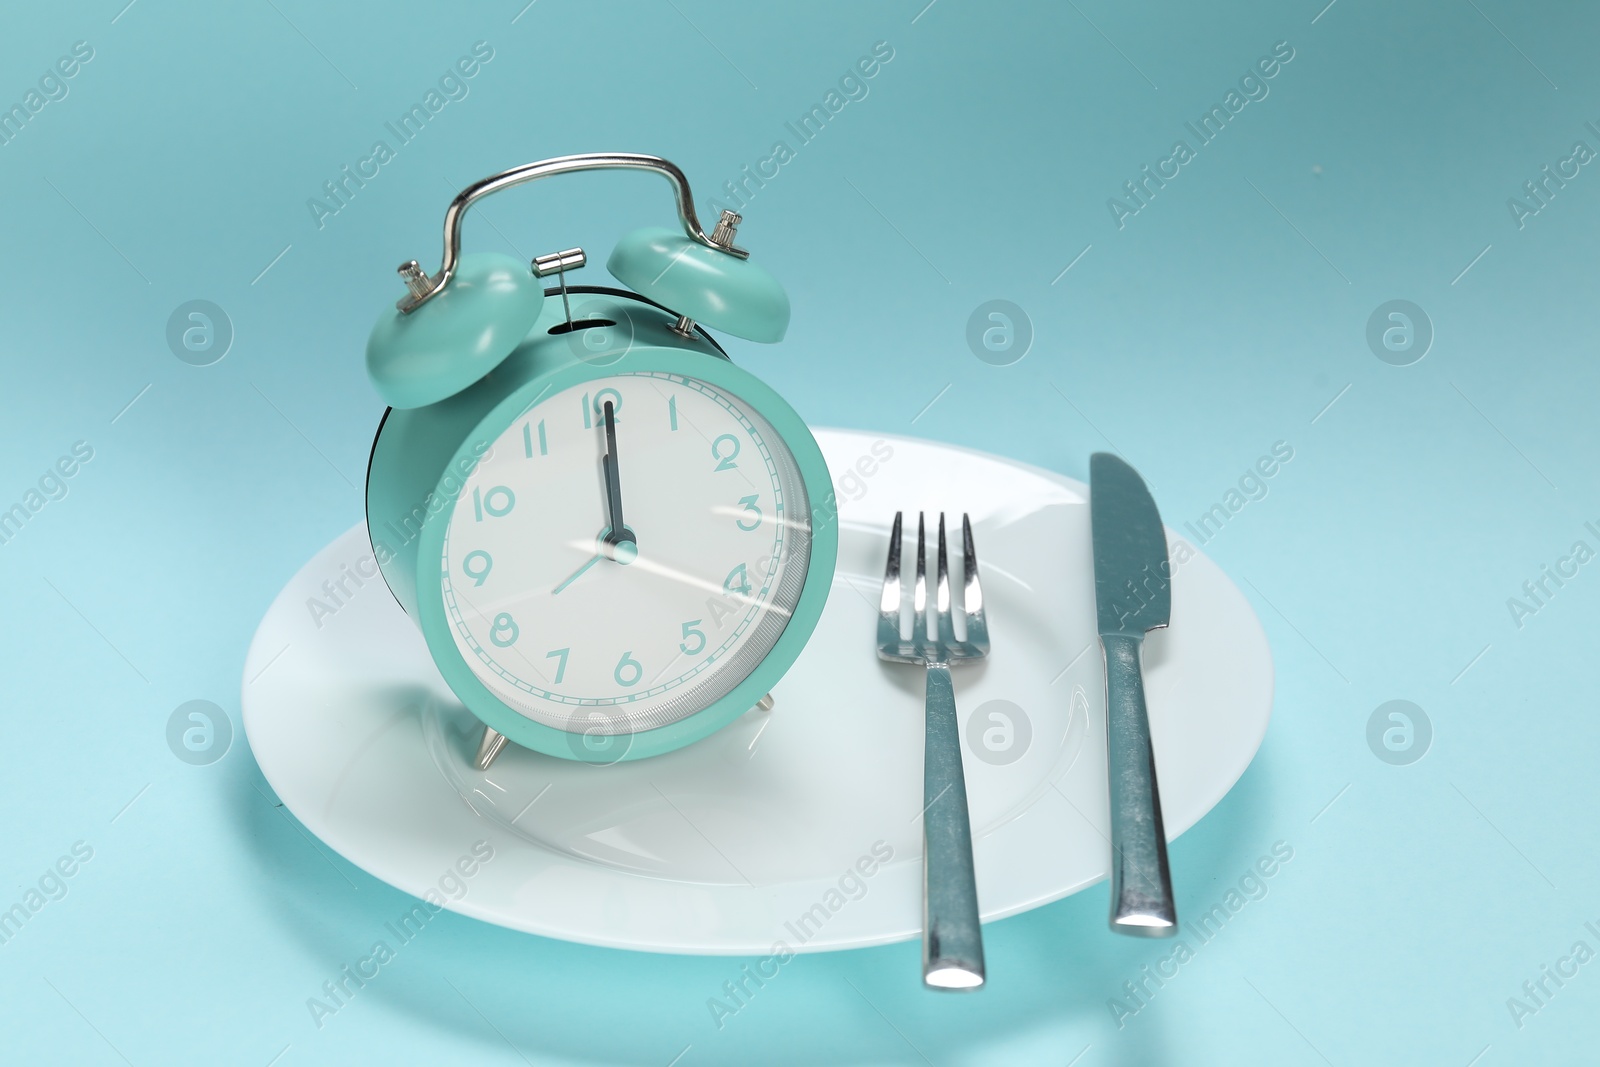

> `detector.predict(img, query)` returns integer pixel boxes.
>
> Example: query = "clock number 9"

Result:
[711,434,740,471]
[735,494,762,531]
[679,620,707,656]
[490,612,520,647]
[614,651,643,687]
[473,486,515,521]
[462,550,493,587]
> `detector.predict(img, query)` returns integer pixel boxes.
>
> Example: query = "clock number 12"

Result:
[582,389,623,428]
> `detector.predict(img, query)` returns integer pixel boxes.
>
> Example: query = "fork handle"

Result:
[921,661,986,988]
[1102,633,1177,936]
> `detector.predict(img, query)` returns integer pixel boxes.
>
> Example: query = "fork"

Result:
[877,511,988,990]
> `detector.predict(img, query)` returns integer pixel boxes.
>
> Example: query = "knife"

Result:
[1089,452,1177,937]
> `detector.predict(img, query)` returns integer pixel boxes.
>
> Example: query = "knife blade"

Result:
[1089,452,1177,937]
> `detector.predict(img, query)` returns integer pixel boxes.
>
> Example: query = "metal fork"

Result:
[877,512,988,990]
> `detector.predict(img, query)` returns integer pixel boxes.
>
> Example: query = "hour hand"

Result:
[602,454,635,547]
[601,401,636,548]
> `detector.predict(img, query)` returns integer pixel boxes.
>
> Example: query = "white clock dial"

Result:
[440,372,812,735]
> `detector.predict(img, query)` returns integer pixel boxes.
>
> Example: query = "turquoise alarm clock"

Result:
[362,153,837,767]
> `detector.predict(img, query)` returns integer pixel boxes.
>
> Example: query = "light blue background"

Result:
[2,1,1597,1063]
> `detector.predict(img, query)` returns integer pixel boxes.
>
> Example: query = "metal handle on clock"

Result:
[395,153,747,313]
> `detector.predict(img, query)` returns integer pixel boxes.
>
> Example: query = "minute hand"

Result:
[601,401,636,548]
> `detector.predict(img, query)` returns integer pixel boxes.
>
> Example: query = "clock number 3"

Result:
[711,434,740,471]
[490,612,520,647]
[735,494,762,531]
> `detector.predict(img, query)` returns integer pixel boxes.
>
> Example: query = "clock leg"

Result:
[476,726,509,771]
[755,693,774,712]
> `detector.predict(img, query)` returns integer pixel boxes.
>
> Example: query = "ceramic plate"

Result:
[242,430,1272,954]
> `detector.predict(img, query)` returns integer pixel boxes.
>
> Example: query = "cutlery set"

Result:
[879,452,1177,990]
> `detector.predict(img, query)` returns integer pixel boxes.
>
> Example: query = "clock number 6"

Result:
[711,434,740,471]
[735,494,762,531]
[614,651,643,687]
[679,620,707,656]
[490,613,520,647]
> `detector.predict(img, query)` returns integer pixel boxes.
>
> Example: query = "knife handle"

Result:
[921,661,986,989]
[1101,633,1177,937]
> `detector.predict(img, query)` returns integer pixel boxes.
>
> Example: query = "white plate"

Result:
[242,430,1272,954]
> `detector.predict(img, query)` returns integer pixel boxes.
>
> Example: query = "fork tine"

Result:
[962,513,989,652]
[914,512,928,644]
[935,513,956,646]
[877,511,906,652]
[880,511,903,616]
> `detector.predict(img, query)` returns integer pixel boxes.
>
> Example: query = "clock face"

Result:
[439,371,813,739]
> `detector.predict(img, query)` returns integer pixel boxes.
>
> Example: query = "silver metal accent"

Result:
[669,314,697,338]
[396,153,748,313]
[755,693,774,712]
[1089,452,1177,938]
[877,512,988,990]
[534,247,586,329]
[709,209,742,249]
[475,726,509,771]
[532,248,586,277]
[398,260,433,300]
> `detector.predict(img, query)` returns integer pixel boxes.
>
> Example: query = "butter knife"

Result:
[1089,452,1177,937]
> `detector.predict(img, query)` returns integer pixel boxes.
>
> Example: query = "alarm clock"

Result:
[362,153,838,767]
